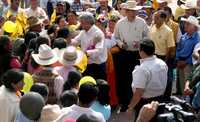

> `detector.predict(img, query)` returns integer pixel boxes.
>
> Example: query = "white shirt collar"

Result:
[71,104,93,112]
[140,55,156,64]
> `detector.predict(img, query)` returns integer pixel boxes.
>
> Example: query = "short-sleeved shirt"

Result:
[149,24,175,56]
[91,101,111,121]
[131,56,168,98]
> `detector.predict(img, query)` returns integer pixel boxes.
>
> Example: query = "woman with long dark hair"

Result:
[0,35,21,78]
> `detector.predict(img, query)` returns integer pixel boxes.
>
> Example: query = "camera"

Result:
[155,96,196,122]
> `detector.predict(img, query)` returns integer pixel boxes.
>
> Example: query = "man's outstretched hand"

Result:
[136,101,159,122]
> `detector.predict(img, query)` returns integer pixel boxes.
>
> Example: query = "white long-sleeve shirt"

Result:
[114,17,149,51]
[73,25,107,64]
[25,7,48,20]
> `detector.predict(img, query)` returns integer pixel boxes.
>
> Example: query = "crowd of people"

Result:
[0,0,200,121]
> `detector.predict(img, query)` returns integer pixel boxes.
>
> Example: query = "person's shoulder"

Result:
[38,7,45,11]
[155,57,167,66]
[91,110,105,122]
[104,104,111,110]
[56,106,74,122]
[196,31,200,38]
[164,24,173,33]
[61,105,73,114]
[116,17,127,25]
[136,16,146,24]
[94,25,104,35]
[25,7,31,12]
[171,20,178,26]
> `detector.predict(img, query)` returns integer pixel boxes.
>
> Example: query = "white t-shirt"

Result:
[132,56,168,98]
[55,105,105,122]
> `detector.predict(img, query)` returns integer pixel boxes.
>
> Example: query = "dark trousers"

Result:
[156,54,174,101]
[83,62,107,80]
[113,50,140,108]
[134,95,165,122]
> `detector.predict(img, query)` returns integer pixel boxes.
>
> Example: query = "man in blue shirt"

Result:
[176,16,200,95]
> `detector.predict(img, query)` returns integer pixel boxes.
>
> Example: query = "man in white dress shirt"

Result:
[113,0,149,111]
[128,39,168,121]
[72,12,107,80]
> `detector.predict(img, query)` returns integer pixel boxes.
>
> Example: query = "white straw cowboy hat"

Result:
[123,0,142,10]
[38,104,61,122]
[180,0,196,9]
[181,16,200,28]
[58,46,83,66]
[180,0,187,3]
[32,44,58,66]
[156,0,171,3]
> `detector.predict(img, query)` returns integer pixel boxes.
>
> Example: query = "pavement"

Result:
[108,110,135,122]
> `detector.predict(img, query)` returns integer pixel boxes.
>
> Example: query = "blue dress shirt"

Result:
[176,32,200,64]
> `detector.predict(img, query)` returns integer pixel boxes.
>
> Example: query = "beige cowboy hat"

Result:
[27,16,42,29]
[123,0,142,10]
[180,0,187,3]
[32,44,58,66]
[38,104,61,122]
[181,16,200,28]
[180,0,196,9]
[58,46,83,66]
[150,0,171,3]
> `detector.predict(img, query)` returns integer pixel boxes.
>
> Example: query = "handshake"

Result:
[136,101,159,122]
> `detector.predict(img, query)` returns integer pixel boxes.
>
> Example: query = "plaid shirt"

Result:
[71,2,84,12]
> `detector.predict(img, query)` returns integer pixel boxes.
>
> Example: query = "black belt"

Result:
[134,95,165,121]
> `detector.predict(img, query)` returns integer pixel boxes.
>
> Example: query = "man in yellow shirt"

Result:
[174,0,186,21]
[149,10,175,101]
[163,6,179,44]
[149,10,175,61]
[3,0,27,40]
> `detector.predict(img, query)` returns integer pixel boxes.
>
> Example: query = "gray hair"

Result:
[79,12,95,25]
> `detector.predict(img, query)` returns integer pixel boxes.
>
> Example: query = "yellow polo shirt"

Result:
[174,6,185,21]
[166,19,179,44]
[149,24,175,56]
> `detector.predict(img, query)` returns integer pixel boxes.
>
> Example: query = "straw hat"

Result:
[58,46,83,66]
[181,16,200,28]
[180,0,196,9]
[180,0,187,3]
[123,0,142,10]
[27,16,42,29]
[151,0,171,3]
[32,44,58,66]
[39,104,61,122]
